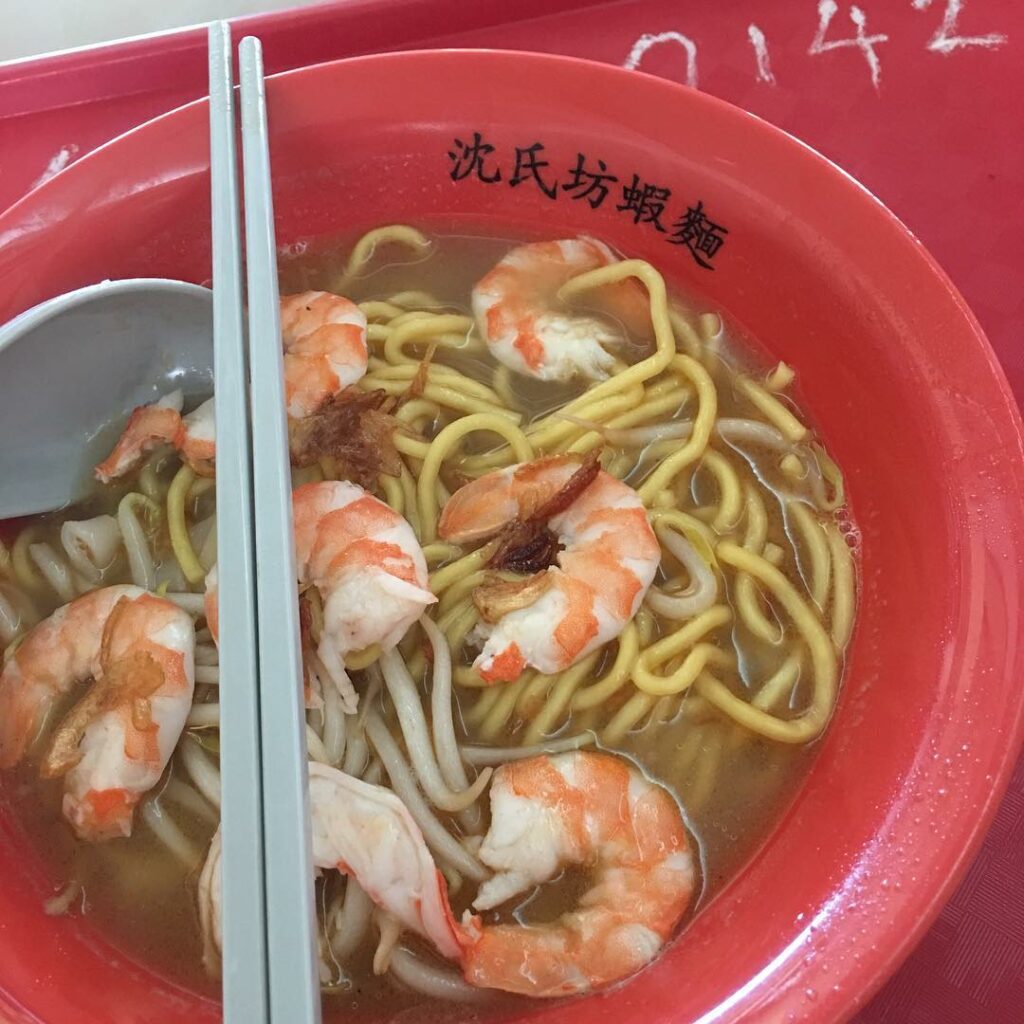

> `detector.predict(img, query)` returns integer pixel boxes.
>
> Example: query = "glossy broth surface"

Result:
[2,231,853,1016]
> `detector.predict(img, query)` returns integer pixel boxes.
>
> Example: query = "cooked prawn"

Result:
[279,290,368,419]
[94,390,214,482]
[199,754,692,998]
[460,750,695,997]
[199,761,461,969]
[94,291,368,480]
[293,481,435,712]
[438,455,660,682]
[0,585,195,841]
[472,237,649,382]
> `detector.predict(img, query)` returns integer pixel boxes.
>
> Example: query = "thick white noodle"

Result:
[117,499,156,591]
[43,881,82,917]
[321,672,347,767]
[460,731,597,765]
[141,800,196,866]
[388,947,486,1003]
[0,581,37,645]
[586,416,788,454]
[194,644,220,666]
[190,515,217,572]
[154,558,188,593]
[717,417,787,450]
[60,516,121,584]
[609,421,692,447]
[165,592,206,616]
[0,588,21,646]
[364,712,488,882]
[362,759,385,786]
[306,725,331,765]
[187,703,220,728]
[379,648,490,813]
[330,879,373,962]
[373,910,402,975]
[645,528,718,619]
[28,542,78,603]
[163,777,218,824]
[342,731,369,778]
[420,616,477,801]
[180,738,221,809]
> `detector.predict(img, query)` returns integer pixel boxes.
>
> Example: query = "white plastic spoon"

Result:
[0,278,212,519]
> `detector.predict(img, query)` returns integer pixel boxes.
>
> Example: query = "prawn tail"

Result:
[65,786,136,842]
[475,642,526,684]
[457,921,583,998]
[318,640,359,714]
[378,573,438,609]
[94,403,183,483]
[429,869,469,960]
[455,907,483,948]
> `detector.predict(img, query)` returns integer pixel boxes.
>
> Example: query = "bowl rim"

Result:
[0,45,1022,1024]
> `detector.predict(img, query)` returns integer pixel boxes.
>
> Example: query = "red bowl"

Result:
[0,49,1022,1024]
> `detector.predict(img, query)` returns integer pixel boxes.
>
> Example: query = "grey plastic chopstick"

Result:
[238,34,322,1024]
[208,23,269,1024]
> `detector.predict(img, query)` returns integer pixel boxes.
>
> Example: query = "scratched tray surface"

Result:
[1,1,1021,1021]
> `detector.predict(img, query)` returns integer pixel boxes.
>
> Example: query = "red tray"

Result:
[2,1,1021,1020]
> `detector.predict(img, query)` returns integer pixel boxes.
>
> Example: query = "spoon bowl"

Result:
[0,279,212,519]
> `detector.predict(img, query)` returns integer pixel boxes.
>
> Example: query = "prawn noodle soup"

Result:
[0,225,857,1013]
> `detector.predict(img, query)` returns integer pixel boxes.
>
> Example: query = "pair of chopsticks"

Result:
[208,23,321,1024]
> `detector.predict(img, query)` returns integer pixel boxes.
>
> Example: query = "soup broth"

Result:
[0,228,856,1016]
